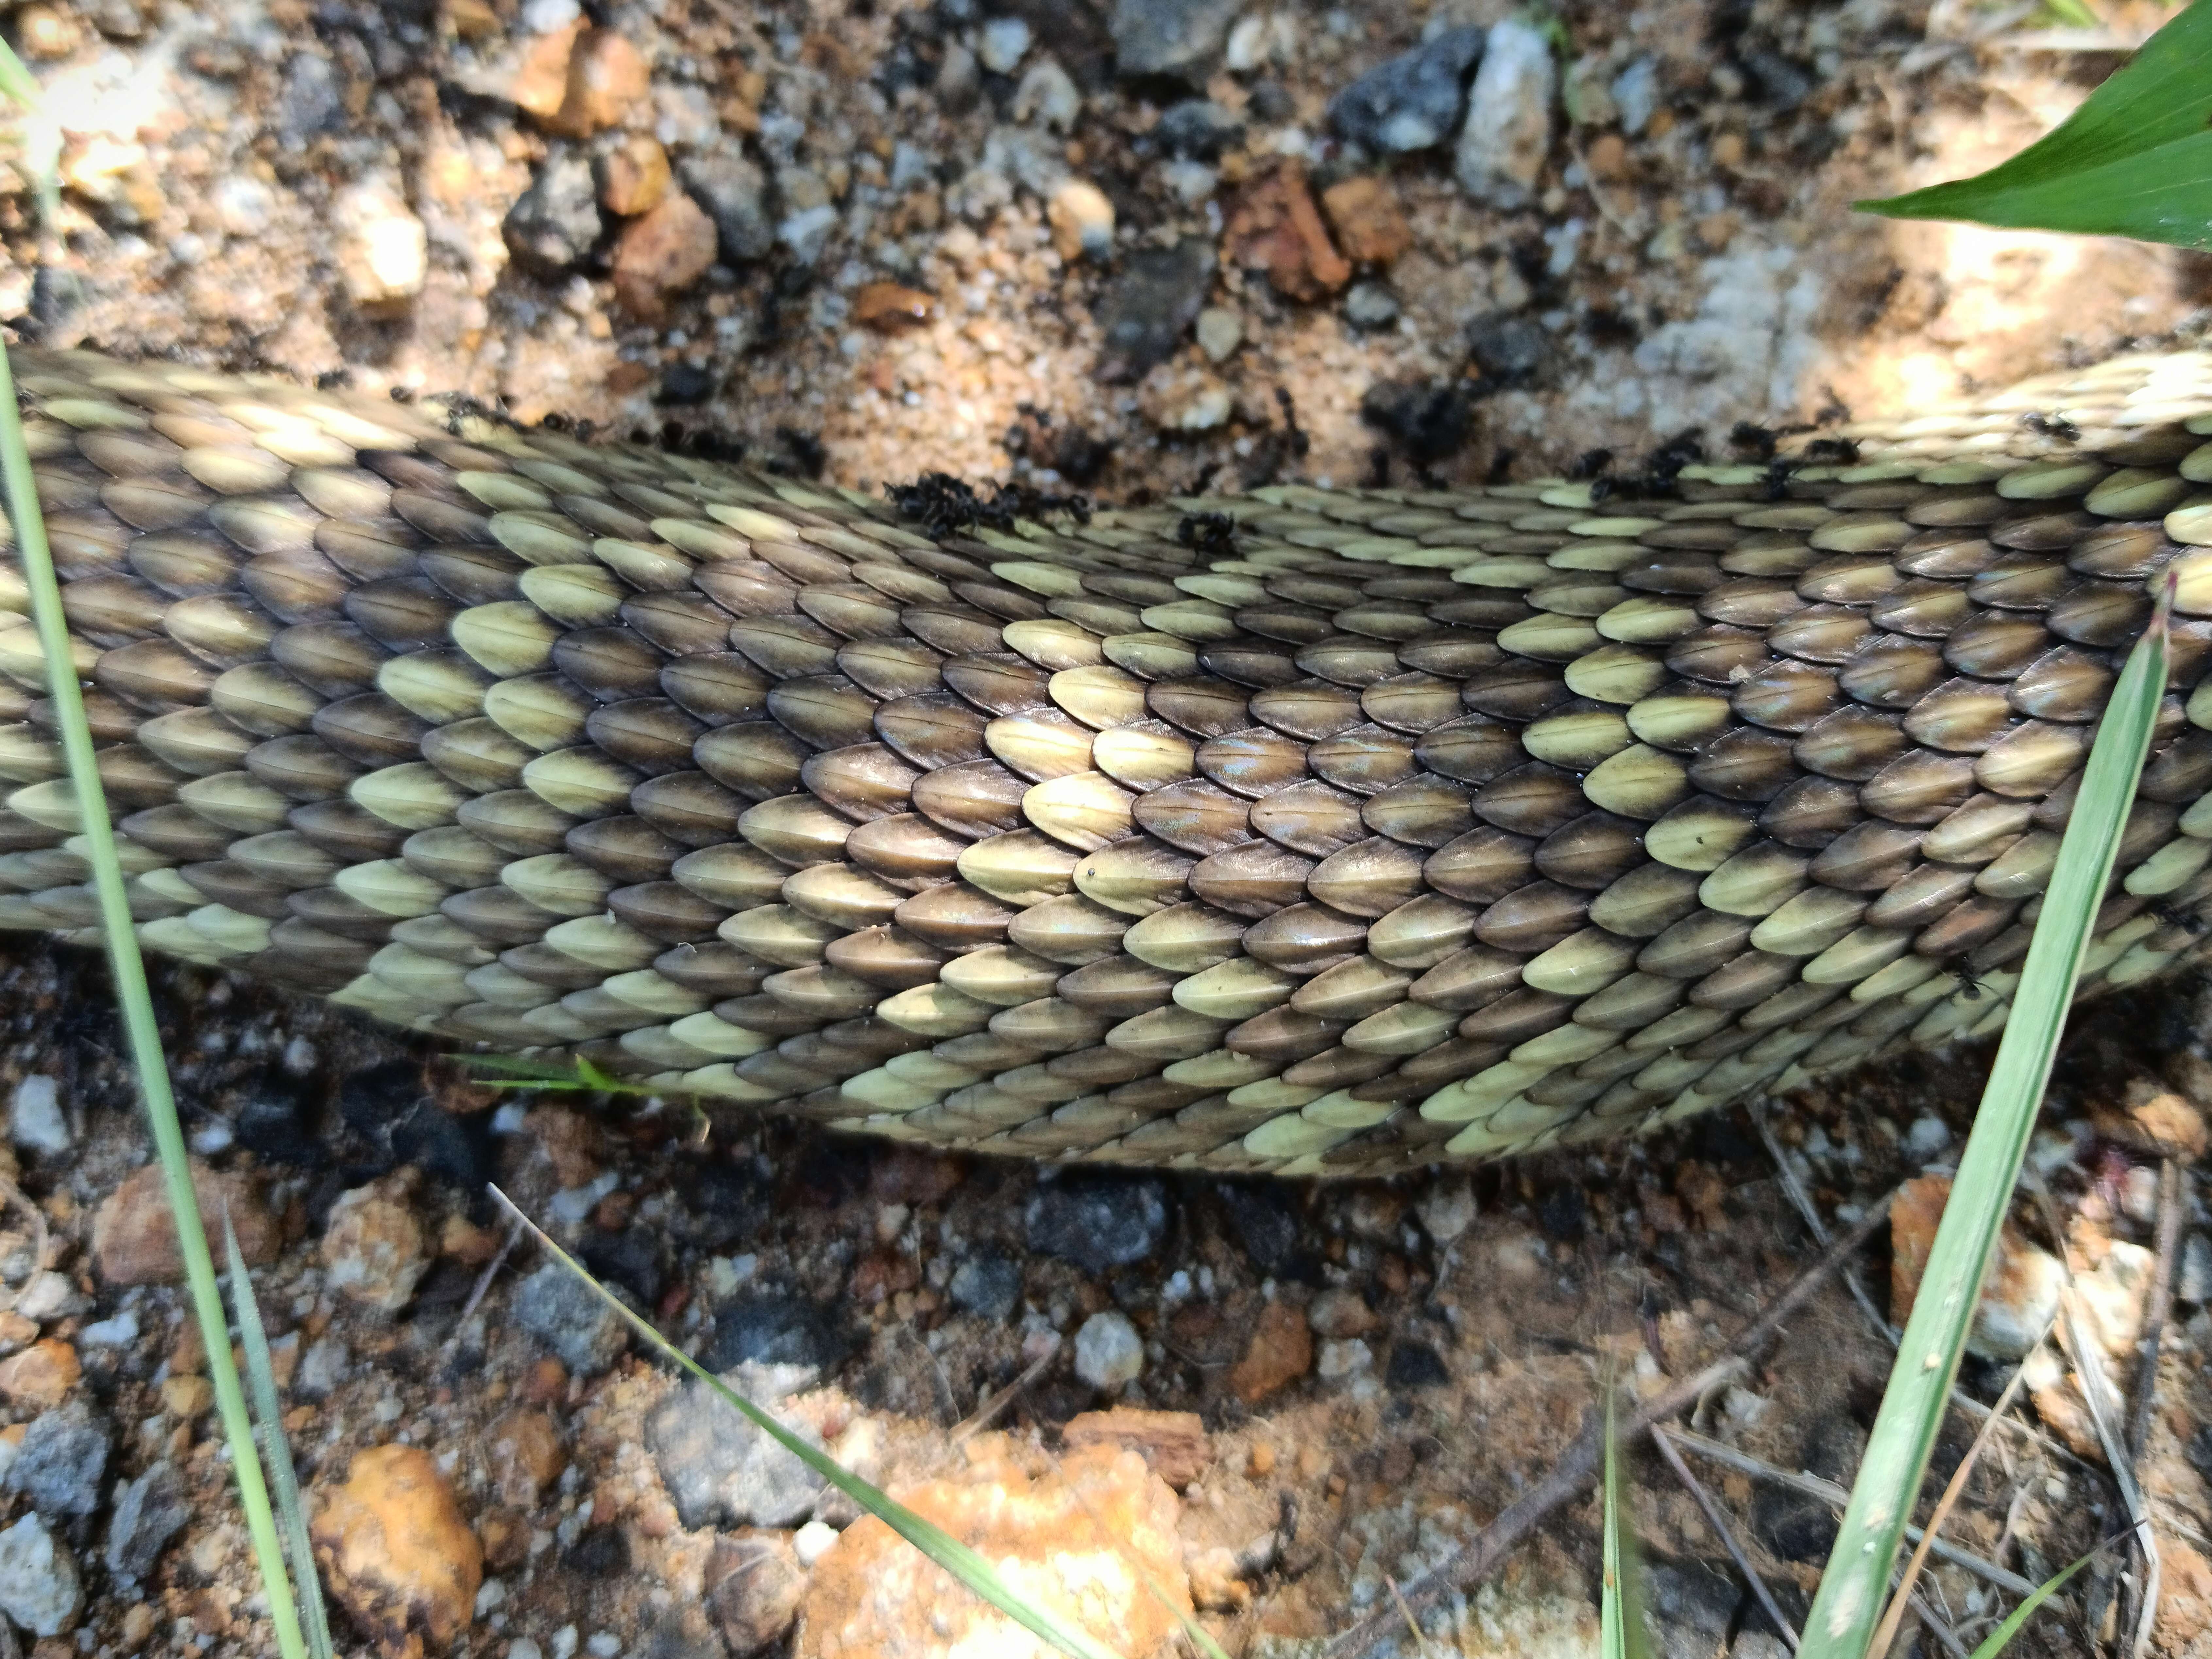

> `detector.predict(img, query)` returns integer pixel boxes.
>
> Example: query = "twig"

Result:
[1757,1108,2095,1479]
[1870,1330,2046,1658]
[1753,1103,1897,1340]
[1663,1427,2038,1600]
[2117,1160,2184,1656]
[2056,1293,2158,1659]
[1651,1426,1800,1650]
[1320,1189,1900,1659]
[455,1215,524,1329]
[951,1339,1059,1443]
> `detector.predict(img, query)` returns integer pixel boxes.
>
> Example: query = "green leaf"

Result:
[1600,1391,1650,1659]
[457,1054,657,1095]
[1968,1546,2106,1658]
[490,1188,1138,1659]
[1857,0,2212,248]
[226,1213,335,1659]
[0,54,309,1658]
[1798,587,2172,1658]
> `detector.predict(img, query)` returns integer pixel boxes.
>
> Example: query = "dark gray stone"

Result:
[1025,1177,1169,1272]
[699,1288,851,1375]
[1751,1416,1863,1562]
[1466,311,1549,382]
[646,1364,825,1531]
[6,1400,110,1519]
[1344,281,1401,331]
[1155,100,1243,161]
[680,152,776,264]
[275,53,344,146]
[1643,1560,1739,1652]
[105,1462,189,1585]
[502,151,604,276]
[1327,26,1483,153]
[1110,0,1242,84]
[512,1261,631,1377]
[1094,238,1216,383]
[949,1252,1023,1321]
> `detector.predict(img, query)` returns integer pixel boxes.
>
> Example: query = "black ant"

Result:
[1177,511,1237,556]
[2021,411,2081,444]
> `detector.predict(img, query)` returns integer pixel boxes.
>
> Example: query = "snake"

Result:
[2,344,2211,1175]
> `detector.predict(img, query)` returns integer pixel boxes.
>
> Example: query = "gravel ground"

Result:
[0,0,2210,1656]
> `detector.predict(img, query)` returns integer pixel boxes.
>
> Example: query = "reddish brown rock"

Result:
[798,1441,1188,1659]
[0,1340,77,1408]
[1319,176,1410,266]
[853,283,936,333]
[1227,1300,1311,1404]
[487,1410,564,1509]
[311,1446,482,1659]
[93,1161,279,1287]
[2159,1537,2212,1649]
[1062,1407,1211,1490]
[611,193,718,318]
[599,135,671,217]
[1226,163,1350,301]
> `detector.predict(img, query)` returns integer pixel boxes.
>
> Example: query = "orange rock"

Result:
[2098,1079,2209,1159]
[1062,1407,1211,1490]
[1226,1300,1311,1405]
[1226,162,1350,302]
[508,20,584,121]
[1584,133,1628,182]
[538,29,650,139]
[599,134,671,217]
[160,1374,213,1418]
[1890,1175,2061,1359]
[487,1410,565,1509]
[797,1444,1188,1659]
[0,1339,77,1408]
[2159,1537,2212,1648]
[853,283,936,333]
[311,1446,483,1659]
[93,1161,279,1286]
[611,193,718,319]
[1319,176,1410,266]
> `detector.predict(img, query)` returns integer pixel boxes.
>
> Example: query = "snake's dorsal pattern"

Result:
[5,347,2212,1173]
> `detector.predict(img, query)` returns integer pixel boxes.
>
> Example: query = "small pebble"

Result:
[0,1514,78,1636]
[792,1519,840,1568]
[1344,281,1400,331]
[1316,1337,1373,1382]
[333,177,428,312]
[1046,177,1115,262]
[1326,25,1483,153]
[1195,306,1242,362]
[1454,19,1556,208]
[8,1076,66,1156]
[1073,1311,1143,1390]
[978,16,1031,74]
[1904,1114,1949,1159]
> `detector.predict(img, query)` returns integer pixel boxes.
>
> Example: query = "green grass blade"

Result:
[1856,0,2212,248]
[1601,1391,1650,1659]
[225,1213,335,1659]
[1798,588,2172,1657]
[0,183,309,1659]
[1967,1547,2104,1659]
[491,1187,1134,1659]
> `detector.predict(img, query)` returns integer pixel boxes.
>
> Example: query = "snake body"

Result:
[4,345,2212,1173]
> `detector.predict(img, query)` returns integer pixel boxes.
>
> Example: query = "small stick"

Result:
[2117,1160,2184,1653]
[1663,1426,2038,1599]
[1869,1331,2046,1658]
[1320,1189,1900,1659]
[455,1214,524,1328]
[1753,1103,1896,1340]
[951,1339,1059,1443]
[2056,1293,2158,1659]
[1651,1425,1800,1650]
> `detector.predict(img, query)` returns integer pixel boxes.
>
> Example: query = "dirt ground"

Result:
[0,0,2209,1656]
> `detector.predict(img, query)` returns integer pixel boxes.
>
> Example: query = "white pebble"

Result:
[792,1519,840,1567]
[8,1076,67,1156]
[978,16,1031,74]
[1073,1311,1143,1390]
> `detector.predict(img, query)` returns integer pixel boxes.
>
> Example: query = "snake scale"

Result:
[2,345,2212,1174]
